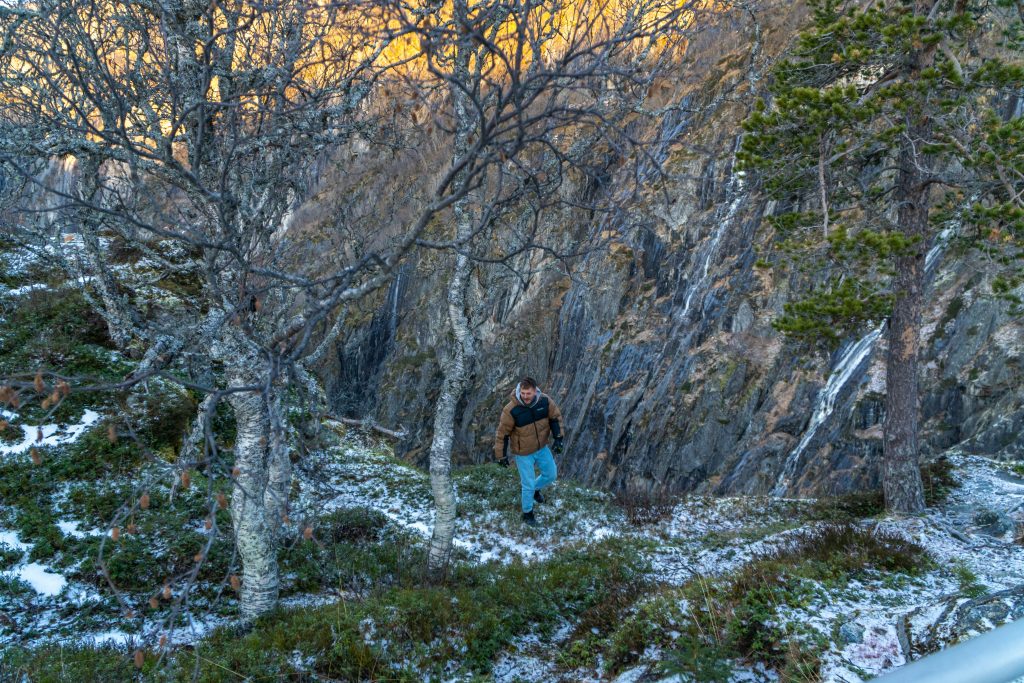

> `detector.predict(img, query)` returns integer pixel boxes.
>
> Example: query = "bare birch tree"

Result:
[379,0,709,578]
[0,0,520,621]
[0,0,700,617]
[0,0,413,621]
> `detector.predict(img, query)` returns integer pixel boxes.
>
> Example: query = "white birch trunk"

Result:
[264,390,292,541]
[70,154,136,349]
[426,237,472,577]
[225,357,280,620]
[427,32,476,579]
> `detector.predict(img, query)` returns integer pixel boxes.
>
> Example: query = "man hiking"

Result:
[494,377,564,526]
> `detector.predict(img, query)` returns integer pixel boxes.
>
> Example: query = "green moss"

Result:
[604,587,689,670]
[123,384,198,456]
[184,536,649,681]
[0,544,22,570]
[0,417,238,594]
[62,425,147,480]
[809,490,886,521]
[0,287,122,379]
[699,519,803,549]
[556,632,604,670]
[280,507,426,595]
[0,643,139,682]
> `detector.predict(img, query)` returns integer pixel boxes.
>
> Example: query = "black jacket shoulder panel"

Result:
[510,396,550,427]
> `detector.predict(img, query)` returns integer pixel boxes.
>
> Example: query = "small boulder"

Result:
[973,509,1014,537]
[838,621,866,645]
[963,601,1010,630]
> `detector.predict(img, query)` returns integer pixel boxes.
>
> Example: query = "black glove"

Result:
[497,456,510,468]
[552,437,564,455]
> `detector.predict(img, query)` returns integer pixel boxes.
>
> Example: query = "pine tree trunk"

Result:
[883,128,928,515]
[225,359,280,620]
[882,2,941,515]
[883,263,926,514]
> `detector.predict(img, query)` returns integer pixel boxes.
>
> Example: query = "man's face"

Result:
[520,385,536,404]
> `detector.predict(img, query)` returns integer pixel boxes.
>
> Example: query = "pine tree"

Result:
[740,0,1024,513]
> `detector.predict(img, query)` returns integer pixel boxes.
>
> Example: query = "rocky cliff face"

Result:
[322,1,1024,498]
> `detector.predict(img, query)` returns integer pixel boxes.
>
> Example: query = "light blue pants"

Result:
[515,445,557,513]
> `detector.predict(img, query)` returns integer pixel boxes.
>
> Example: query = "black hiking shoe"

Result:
[522,510,538,527]
[533,490,545,505]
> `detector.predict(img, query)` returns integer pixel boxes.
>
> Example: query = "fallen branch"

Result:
[327,414,408,440]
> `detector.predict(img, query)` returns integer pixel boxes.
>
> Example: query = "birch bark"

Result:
[427,17,477,578]
[224,345,280,620]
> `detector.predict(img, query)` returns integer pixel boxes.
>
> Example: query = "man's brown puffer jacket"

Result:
[494,386,563,459]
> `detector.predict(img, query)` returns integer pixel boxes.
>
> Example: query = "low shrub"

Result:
[920,456,958,507]
[614,487,676,527]
[810,456,960,521]
[195,536,650,681]
[613,523,929,680]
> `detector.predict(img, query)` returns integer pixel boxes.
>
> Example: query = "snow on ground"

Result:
[0,243,253,652]
[305,434,630,564]
[0,276,98,299]
[1,283,48,297]
[806,453,1024,682]
[56,519,100,539]
[0,406,122,646]
[881,454,1024,590]
[491,620,597,683]
[645,497,808,584]
[305,428,804,572]
[303,437,1024,682]
[0,408,102,458]
[4,403,1024,683]
[0,528,68,596]
[12,563,68,597]
[0,243,45,278]
[0,530,31,552]
[0,408,100,604]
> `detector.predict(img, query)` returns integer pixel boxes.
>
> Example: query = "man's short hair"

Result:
[519,376,538,390]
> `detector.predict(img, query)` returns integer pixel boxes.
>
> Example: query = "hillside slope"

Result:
[4,395,1024,681]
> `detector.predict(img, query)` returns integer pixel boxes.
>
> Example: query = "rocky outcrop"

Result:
[321,1,1024,498]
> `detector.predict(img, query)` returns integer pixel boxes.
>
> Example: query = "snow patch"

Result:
[0,409,102,457]
[0,529,32,552]
[0,283,49,297]
[85,630,134,646]
[57,519,98,539]
[1,527,70,597]
[10,562,68,597]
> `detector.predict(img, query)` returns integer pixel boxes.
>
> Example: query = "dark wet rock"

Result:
[838,621,865,645]
[973,509,1014,538]
[962,601,1010,630]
